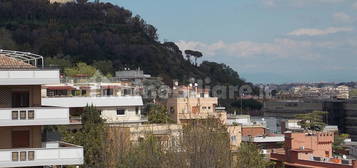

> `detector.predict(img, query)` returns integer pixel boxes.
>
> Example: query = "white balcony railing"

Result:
[0,107,69,126]
[242,135,285,143]
[0,69,60,85]
[0,142,83,168]
[42,96,143,108]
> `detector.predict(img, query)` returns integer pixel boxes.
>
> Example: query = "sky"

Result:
[105,0,357,84]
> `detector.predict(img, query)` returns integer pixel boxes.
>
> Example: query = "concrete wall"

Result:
[128,124,183,143]
[0,126,42,149]
[109,124,183,145]
[100,106,142,123]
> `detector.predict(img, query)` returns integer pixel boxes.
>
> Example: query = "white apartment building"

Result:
[41,82,147,125]
[337,85,350,99]
[0,50,83,168]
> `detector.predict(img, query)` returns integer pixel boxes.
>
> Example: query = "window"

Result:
[81,90,87,96]
[28,151,34,161]
[53,90,67,97]
[117,109,125,115]
[28,110,34,120]
[47,90,54,97]
[170,107,175,113]
[12,91,29,107]
[231,136,237,142]
[123,89,131,96]
[12,152,18,161]
[20,111,26,120]
[202,106,207,110]
[104,89,113,96]
[71,90,76,96]
[135,107,139,115]
[12,111,18,120]
[208,106,211,109]
[20,151,26,161]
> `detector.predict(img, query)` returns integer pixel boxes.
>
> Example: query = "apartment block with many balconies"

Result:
[0,50,83,168]
[41,80,146,126]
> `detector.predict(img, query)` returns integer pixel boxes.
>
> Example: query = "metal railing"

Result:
[0,49,44,68]
[0,65,59,70]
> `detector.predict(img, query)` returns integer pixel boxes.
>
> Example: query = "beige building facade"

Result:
[227,125,242,151]
[166,86,227,124]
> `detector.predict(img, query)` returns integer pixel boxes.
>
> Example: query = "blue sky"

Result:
[106,0,357,84]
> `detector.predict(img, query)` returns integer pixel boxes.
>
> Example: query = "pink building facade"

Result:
[271,132,357,168]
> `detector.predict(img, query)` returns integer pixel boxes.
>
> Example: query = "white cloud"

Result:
[176,37,357,83]
[262,0,344,7]
[333,12,353,23]
[287,27,353,36]
[175,38,332,60]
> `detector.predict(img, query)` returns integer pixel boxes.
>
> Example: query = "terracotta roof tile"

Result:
[0,54,35,69]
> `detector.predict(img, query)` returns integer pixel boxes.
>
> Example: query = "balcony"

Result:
[0,69,60,85]
[42,96,143,108]
[178,112,214,120]
[70,115,148,125]
[0,142,83,168]
[0,107,69,126]
[242,135,285,143]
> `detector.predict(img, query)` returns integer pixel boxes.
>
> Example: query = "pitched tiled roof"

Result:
[0,54,35,69]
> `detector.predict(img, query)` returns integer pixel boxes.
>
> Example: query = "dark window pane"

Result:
[28,110,34,120]
[81,90,87,96]
[135,107,139,115]
[12,91,29,107]
[20,151,26,161]
[28,151,34,161]
[12,152,18,161]
[12,111,18,120]
[20,111,26,120]
[117,109,125,115]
